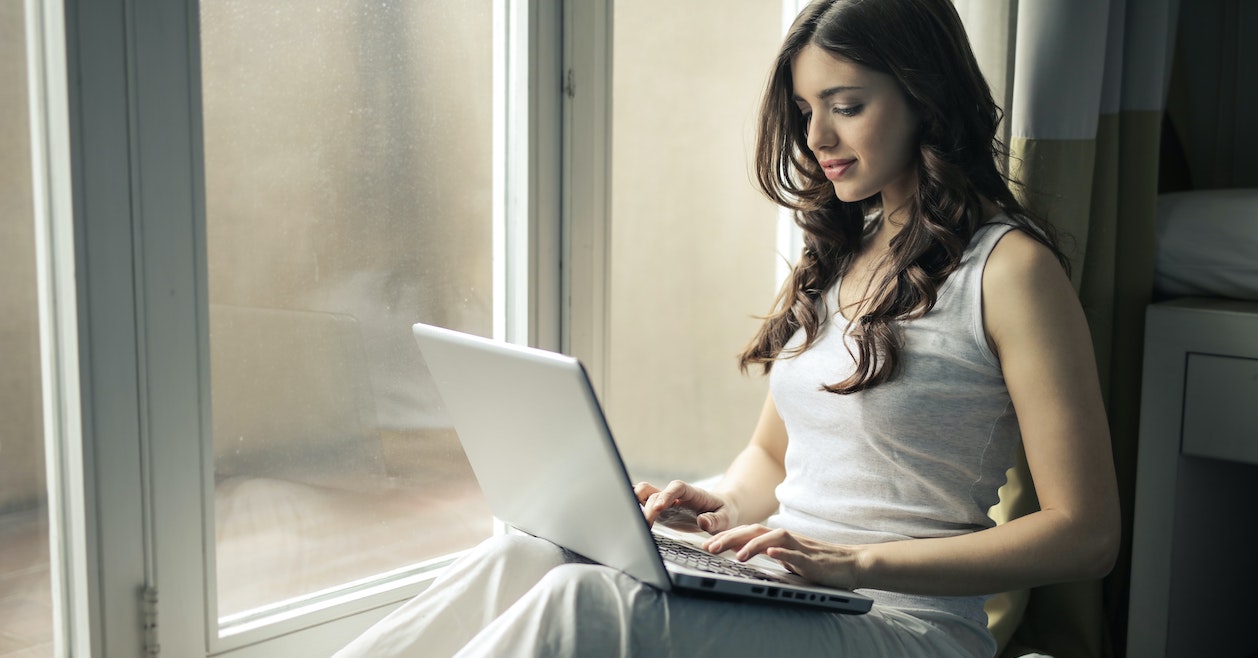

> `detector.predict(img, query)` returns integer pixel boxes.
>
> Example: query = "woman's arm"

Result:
[638,392,788,532]
[710,230,1121,595]
[710,392,790,526]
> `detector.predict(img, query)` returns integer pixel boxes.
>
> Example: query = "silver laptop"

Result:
[412,322,873,614]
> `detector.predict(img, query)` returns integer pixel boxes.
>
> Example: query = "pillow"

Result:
[1154,189,1258,301]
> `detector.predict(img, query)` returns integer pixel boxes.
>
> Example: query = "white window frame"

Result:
[561,0,613,392]
[34,0,612,654]
[25,0,92,654]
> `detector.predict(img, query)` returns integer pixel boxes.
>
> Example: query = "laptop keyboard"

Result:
[655,535,785,582]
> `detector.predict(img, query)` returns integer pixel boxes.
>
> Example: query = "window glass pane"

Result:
[201,1,494,620]
[0,1,55,655]
[608,1,783,483]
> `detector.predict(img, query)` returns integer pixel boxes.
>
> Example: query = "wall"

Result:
[608,0,783,482]
[1164,0,1258,189]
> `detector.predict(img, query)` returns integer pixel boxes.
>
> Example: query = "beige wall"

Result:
[609,0,784,482]
[0,0,46,513]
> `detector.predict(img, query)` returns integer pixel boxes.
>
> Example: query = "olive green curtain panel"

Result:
[953,1,1180,656]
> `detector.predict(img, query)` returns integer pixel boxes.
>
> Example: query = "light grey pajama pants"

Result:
[333,534,995,658]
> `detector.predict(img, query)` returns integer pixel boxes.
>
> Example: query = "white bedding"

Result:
[1155,189,1258,301]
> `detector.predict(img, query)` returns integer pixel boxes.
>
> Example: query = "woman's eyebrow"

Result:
[792,85,864,103]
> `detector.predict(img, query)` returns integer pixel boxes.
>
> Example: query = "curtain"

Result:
[953,1,1180,656]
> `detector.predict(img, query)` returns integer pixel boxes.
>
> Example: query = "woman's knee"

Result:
[476,533,566,566]
[539,562,608,583]
[532,563,648,609]
[513,564,665,654]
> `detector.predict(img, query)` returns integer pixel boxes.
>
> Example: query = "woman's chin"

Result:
[831,184,877,204]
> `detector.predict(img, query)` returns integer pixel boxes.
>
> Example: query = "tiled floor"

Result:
[0,430,492,655]
[0,509,53,658]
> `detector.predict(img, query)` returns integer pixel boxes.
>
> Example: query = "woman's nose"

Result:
[806,117,836,152]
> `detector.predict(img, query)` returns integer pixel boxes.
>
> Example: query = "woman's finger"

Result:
[657,480,691,505]
[703,524,771,554]
[642,491,678,525]
[695,510,730,534]
[727,527,810,562]
[764,546,808,574]
[734,527,795,561]
[633,482,660,504]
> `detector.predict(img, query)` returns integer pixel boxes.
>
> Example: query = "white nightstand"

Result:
[1127,297,1258,657]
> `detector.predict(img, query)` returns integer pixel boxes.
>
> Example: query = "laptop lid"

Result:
[412,322,671,590]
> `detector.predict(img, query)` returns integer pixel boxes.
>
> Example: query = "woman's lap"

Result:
[336,534,991,658]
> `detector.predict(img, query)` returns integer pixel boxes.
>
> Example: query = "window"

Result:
[41,0,803,653]
[199,0,495,623]
[49,0,561,652]
[0,2,54,655]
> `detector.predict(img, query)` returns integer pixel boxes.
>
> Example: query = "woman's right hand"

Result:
[633,480,737,534]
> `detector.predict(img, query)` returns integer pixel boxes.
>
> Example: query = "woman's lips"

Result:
[819,158,854,181]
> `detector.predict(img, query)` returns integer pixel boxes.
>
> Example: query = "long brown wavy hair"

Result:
[739,0,1067,394]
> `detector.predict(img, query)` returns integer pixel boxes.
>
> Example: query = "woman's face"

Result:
[791,44,920,207]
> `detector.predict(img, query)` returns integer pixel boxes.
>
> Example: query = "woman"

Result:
[336,0,1119,655]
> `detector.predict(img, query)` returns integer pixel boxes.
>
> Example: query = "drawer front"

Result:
[1182,353,1258,465]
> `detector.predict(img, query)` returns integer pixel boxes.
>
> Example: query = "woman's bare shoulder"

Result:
[984,227,1064,290]
[981,228,1078,354]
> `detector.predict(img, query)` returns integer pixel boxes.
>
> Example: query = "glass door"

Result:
[40,0,558,652]
[0,2,54,655]
[198,0,499,634]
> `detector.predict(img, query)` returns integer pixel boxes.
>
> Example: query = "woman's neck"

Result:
[866,204,906,255]
[867,195,1002,255]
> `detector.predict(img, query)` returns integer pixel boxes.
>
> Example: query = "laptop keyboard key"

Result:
[655,535,785,582]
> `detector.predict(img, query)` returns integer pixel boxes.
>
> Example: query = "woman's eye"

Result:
[833,104,863,117]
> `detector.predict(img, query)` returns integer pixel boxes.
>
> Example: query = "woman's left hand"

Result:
[703,524,865,590]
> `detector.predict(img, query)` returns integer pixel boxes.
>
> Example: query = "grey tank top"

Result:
[767,220,1021,629]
